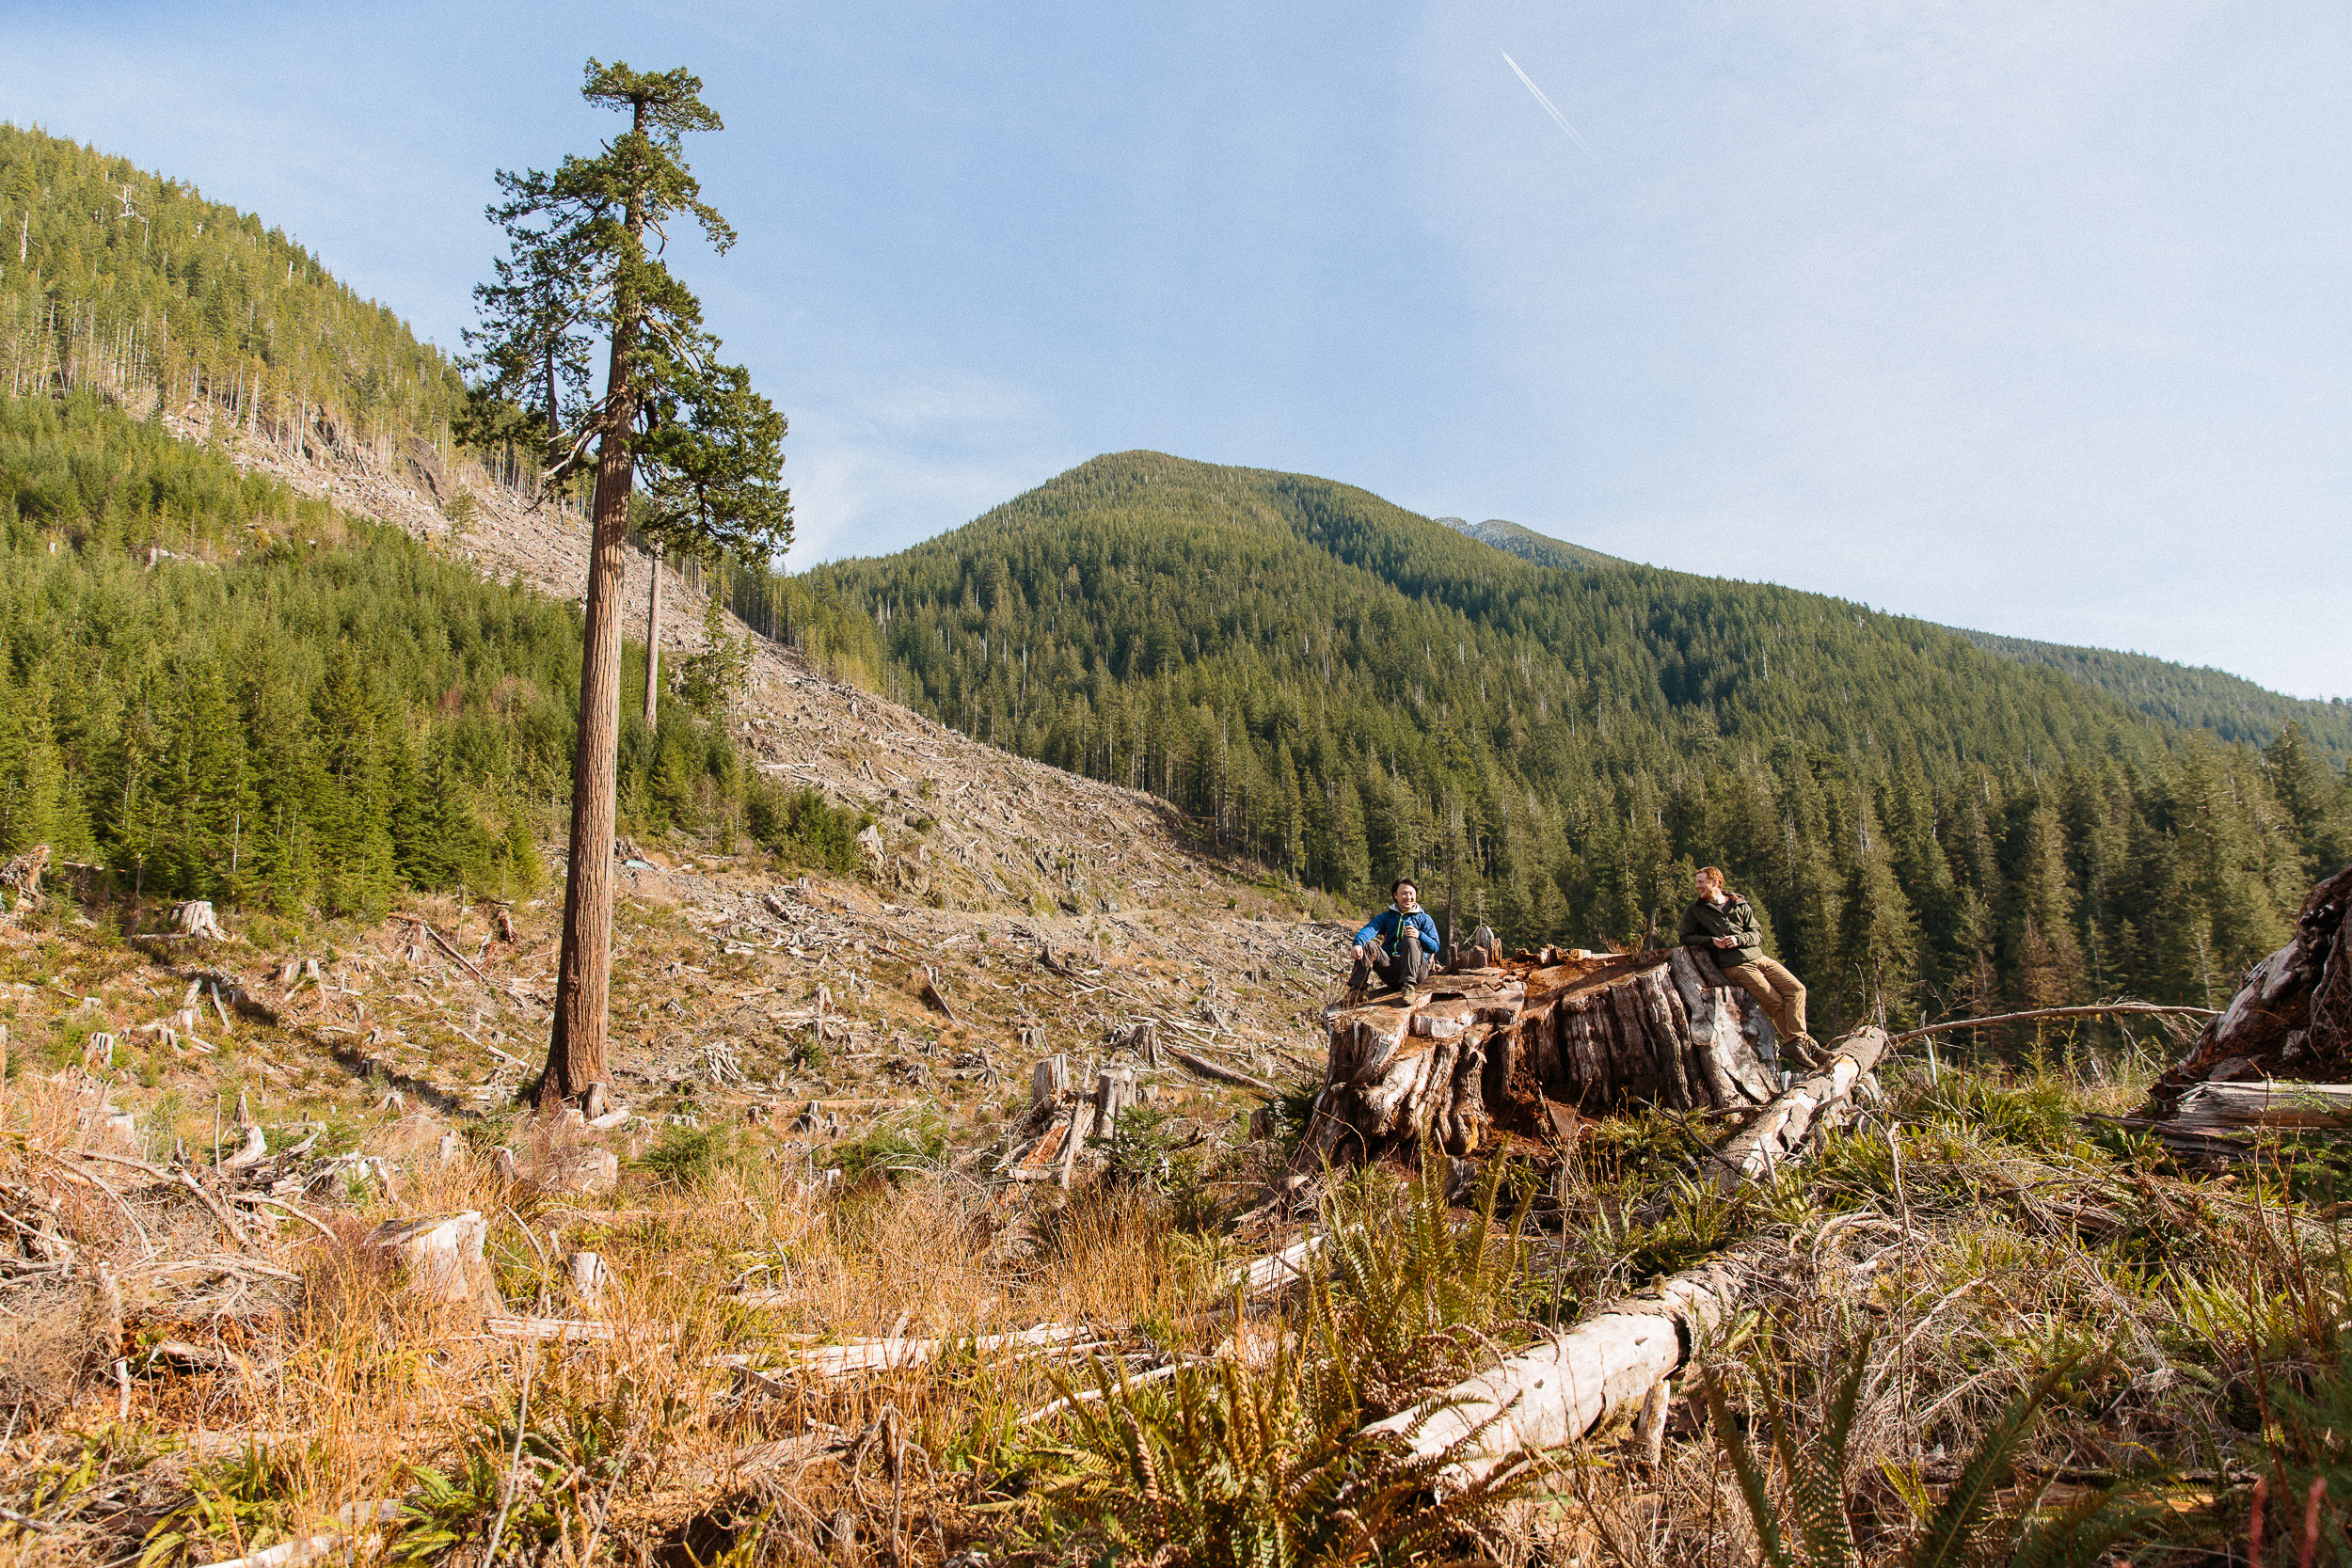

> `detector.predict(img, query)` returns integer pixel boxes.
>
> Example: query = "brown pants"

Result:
[1721,956,1808,1046]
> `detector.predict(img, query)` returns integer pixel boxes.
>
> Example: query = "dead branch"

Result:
[404,915,500,992]
[1162,1040,1278,1096]
[1890,1003,2218,1045]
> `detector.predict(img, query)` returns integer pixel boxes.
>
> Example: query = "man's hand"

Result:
[1715,935,1737,949]
[1352,943,1367,960]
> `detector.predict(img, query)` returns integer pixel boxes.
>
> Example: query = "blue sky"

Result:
[4,1,2347,697]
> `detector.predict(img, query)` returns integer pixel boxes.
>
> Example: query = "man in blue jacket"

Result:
[1348,879,1441,1004]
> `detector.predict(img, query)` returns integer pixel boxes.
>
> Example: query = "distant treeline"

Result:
[811,451,2352,1036]
[0,392,866,915]
[0,124,467,471]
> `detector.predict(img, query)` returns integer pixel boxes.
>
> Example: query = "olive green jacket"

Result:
[1679,894,1763,969]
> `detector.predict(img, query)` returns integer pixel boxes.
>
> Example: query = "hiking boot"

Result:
[1399,979,1420,1006]
[1783,1033,1823,1070]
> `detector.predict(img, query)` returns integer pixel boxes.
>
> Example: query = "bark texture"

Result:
[1293,947,1781,1176]
[2146,861,2352,1112]
[544,219,645,1110]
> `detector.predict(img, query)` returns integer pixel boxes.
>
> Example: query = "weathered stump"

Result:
[1,845,48,917]
[2148,861,2352,1107]
[1295,947,1782,1173]
[169,899,228,942]
[368,1212,491,1305]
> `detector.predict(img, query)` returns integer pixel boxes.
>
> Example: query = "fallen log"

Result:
[1364,1243,1766,1488]
[1163,1040,1278,1096]
[1707,1026,1889,1192]
[2166,1080,2352,1138]
[789,1322,1089,1379]
[1362,1024,1891,1488]
[1293,948,1779,1177]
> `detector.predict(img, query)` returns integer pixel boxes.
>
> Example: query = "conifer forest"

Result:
[3,94,2352,1568]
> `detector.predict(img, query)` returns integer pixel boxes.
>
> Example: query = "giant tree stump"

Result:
[1295,947,1783,1172]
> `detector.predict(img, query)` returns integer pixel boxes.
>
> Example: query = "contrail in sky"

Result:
[1502,51,1599,165]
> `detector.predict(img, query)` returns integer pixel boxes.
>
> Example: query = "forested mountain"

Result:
[1436,515,1625,573]
[0,391,865,917]
[1435,502,2351,759]
[0,123,463,466]
[1957,629,2352,759]
[810,451,2352,1036]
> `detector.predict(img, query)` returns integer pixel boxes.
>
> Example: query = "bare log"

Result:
[789,1322,1088,1380]
[1163,1040,1278,1095]
[1364,1024,1892,1487]
[1365,1243,1766,1488]
[2167,1080,2352,1137]
[1706,1026,1890,1192]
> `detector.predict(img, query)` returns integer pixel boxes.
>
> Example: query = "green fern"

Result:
[1705,1338,2147,1568]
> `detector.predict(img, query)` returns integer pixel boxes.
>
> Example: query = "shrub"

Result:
[642,1122,734,1188]
[745,780,871,876]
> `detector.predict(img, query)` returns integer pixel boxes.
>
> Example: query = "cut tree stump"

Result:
[169,900,229,942]
[1292,947,1781,1176]
[368,1212,490,1305]
[2148,861,2352,1110]
[0,845,48,917]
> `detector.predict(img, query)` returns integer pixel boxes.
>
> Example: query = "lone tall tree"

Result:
[466,61,792,1110]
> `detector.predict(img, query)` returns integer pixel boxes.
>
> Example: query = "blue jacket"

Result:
[1356,905,1440,960]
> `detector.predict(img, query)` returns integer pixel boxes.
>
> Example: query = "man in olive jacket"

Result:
[1679,866,1817,1064]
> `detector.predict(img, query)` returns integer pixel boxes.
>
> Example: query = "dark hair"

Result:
[1391,878,1417,898]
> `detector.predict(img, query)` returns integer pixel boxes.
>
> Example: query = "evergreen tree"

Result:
[466,62,791,1109]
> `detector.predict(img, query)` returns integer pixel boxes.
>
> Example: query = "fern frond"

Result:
[1905,1354,2078,1568]
[2003,1485,2150,1568]
[1697,1360,1797,1568]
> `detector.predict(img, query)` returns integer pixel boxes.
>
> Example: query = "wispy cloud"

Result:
[1501,51,1599,165]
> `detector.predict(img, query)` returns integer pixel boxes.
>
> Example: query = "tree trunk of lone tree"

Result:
[1291,946,1782,1178]
[544,174,647,1112]
[643,552,661,728]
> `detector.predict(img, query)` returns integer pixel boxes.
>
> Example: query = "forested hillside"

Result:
[1438,504,2352,759]
[0,123,463,467]
[0,392,866,917]
[1437,515,1625,573]
[811,451,2352,1034]
[1959,628,2352,758]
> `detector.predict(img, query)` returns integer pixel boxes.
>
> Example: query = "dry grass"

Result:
[1,895,2342,1565]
